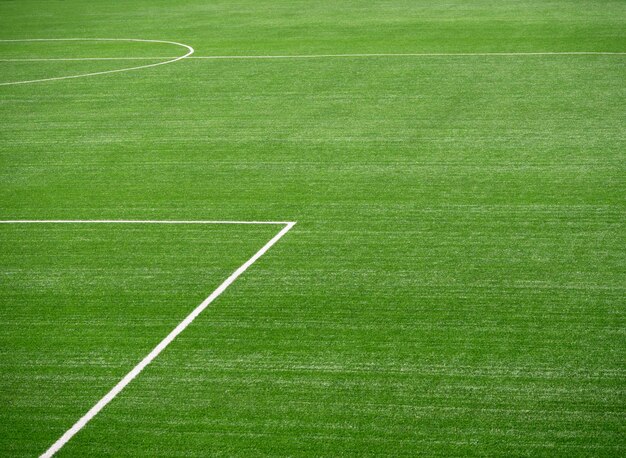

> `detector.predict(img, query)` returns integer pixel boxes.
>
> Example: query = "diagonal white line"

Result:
[0,220,295,457]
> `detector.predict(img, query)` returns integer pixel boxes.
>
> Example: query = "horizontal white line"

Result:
[0,57,167,61]
[0,220,294,225]
[38,220,295,457]
[188,51,626,59]
[1,51,625,62]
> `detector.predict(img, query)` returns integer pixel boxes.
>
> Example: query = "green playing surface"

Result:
[1,1,624,456]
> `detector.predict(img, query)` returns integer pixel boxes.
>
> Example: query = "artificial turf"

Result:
[0,0,624,456]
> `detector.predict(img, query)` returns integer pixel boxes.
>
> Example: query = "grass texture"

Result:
[0,1,624,456]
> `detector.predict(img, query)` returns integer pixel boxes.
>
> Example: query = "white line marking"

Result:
[0,38,194,86]
[1,51,624,63]
[0,57,171,61]
[0,219,295,457]
[0,220,292,225]
[1,50,621,84]
[185,51,626,59]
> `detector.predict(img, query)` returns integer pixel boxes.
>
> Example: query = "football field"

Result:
[1,1,624,456]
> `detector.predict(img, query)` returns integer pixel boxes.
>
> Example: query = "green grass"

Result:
[1,0,625,456]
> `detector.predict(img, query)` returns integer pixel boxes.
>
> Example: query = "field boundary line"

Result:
[0,38,194,86]
[0,219,295,457]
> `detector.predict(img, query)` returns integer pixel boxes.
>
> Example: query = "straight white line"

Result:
[0,219,292,225]
[0,220,295,457]
[0,57,169,61]
[1,51,625,62]
[186,51,626,59]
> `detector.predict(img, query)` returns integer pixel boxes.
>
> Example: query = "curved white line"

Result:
[0,38,194,86]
